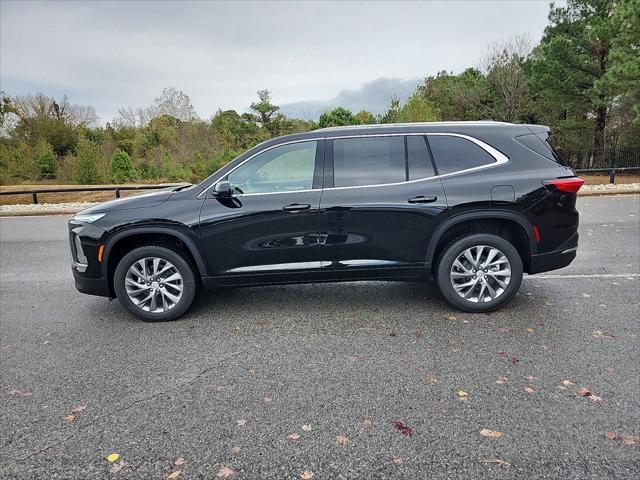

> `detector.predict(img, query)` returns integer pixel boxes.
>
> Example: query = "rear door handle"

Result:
[408,195,437,204]
[282,203,311,212]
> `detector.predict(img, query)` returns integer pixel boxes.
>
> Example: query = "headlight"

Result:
[73,213,106,223]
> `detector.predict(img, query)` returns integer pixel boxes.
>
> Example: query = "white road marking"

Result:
[525,273,639,279]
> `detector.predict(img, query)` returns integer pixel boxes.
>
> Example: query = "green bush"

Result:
[75,138,102,184]
[110,149,133,183]
[35,141,57,180]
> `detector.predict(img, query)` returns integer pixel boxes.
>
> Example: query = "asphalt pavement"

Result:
[1,195,639,479]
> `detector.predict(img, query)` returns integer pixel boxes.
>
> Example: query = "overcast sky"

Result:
[1,0,558,123]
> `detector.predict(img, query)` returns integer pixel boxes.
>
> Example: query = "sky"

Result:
[1,0,558,123]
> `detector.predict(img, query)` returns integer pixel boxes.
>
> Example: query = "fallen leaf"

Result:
[8,388,32,397]
[457,390,469,400]
[582,293,592,298]
[480,429,503,438]
[577,388,592,397]
[496,375,507,385]
[439,404,449,414]
[527,328,534,333]
[511,356,519,364]
[300,471,315,480]
[389,330,397,337]
[302,424,312,432]
[64,414,76,423]
[606,367,616,373]
[423,373,438,384]
[590,395,603,404]
[174,458,186,466]
[399,356,409,364]
[592,330,614,339]
[392,456,404,465]
[524,386,535,395]
[480,459,511,466]
[236,419,247,427]
[288,433,301,441]
[463,319,470,324]
[110,461,126,474]
[393,421,414,436]
[263,396,272,403]
[604,431,618,440]
[498,327,511,333]
[230,446,241,453]
[526,376,539,382]
[216,466,234,478]
[70,404,86,414]
[247,369,256,375]
[415,331,423,339]
[445,315,457,321]
[623,435,639,445]
[106,453,120,463]
[362,418,373,428]
[562,379,574,386]
[336,434,349,445]
[167,470,181,479]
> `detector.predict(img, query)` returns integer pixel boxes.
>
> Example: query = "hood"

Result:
[79,189,174,214]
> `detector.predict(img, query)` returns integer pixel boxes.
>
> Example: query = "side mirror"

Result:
[213,181,232,198]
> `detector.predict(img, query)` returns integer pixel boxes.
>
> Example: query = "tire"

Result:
[436,233,523,313]
[113,245,197,322]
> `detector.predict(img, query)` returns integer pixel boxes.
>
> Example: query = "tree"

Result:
[35,140,57,180]
[398,94,439,123]
[379,95,402,123]
[355,110,376,124]
[530,0,618,161]
[600,0,640,122]
[250,90,283,135]
[151,87,198,122]
[0,91,18,139]
[111,149,134,183]
[482,34,534,122]
[318,107,358,128]
[75,138,101,184]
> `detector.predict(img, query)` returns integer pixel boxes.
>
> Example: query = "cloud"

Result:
[279,78,422,120]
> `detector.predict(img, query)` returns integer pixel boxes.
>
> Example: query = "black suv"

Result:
[69,122,582,321]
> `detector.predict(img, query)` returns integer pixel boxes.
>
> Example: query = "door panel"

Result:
[197,140,325,285]
[318,135,448,280]
[319,179,448,280]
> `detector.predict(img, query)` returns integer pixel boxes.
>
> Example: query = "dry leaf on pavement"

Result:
[392,457,404,464]
[362,418,373,428]
[216,466,234,478]
[8,388,32,396]
[302,424,312,432]
[174,458,186,466]
[562,379,574,386]
[393,421,414,436]
[457,390,468,400]
[167,470,181,479]
[524,386,535,395]
[110,461,126,474]
[106,453,120,463]
[236,419,247,427]
[480,429,503,438]
[496,375,507,384]
[300,471,315,480]
[288,433,301,441]
[336,434,349,445]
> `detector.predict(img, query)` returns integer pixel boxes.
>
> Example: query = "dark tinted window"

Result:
[428,135,496,175]
[333,136,405,187]
[516,133,567,166]
[407,136,435,179]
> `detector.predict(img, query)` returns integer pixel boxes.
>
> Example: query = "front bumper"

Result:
[73,270,111,297]
[529,232,578,274]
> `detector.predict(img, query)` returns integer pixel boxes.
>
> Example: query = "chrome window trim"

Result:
[198,132,509,197]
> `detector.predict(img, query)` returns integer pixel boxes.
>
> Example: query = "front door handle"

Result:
[282,203,311,212]
[408,195,437,204]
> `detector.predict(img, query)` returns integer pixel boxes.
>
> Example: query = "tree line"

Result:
[0,0,638,185]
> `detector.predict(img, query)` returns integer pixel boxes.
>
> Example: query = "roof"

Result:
[315,121,513,132]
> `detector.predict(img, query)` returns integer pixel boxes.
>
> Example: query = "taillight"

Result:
[543,177,584,193]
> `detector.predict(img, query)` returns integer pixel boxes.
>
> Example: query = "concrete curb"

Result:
[1,190,638,217]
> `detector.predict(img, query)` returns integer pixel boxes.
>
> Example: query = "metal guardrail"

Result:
[0,184,184,204]
[575,167,640,184]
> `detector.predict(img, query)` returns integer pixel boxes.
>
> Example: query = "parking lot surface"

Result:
[1,195,639,479]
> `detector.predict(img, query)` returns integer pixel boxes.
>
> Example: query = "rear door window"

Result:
[332,136,405,187]
[407,135,435,180]
[427,135,496,175]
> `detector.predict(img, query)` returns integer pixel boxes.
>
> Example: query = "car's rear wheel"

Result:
[114,245,196,321]
[436,233,523,312]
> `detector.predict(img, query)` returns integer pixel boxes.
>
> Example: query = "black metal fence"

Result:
[562,146,640,171]
[0,184,183,205]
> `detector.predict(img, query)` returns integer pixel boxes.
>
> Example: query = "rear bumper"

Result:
[73,269,111,297]
[529,232,578,274]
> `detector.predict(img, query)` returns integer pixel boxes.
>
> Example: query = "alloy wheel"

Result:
[449,245,511,303]
[125,257,184,313]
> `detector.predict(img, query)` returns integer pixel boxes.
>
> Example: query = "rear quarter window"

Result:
[516,133,567,165]
[427,135,496,175]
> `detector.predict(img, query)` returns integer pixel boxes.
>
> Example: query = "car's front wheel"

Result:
[436,233,523,312]
[114,245,197,321]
